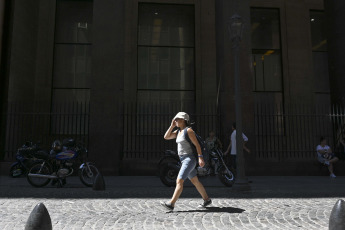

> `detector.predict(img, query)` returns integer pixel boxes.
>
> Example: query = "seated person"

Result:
[206,131,222,174]
[316,137,338,178]
[205,130,222,152]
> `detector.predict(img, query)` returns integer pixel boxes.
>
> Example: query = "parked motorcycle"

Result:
[27,139,99,187]
[158,148,235,187]
[9,142,38,177]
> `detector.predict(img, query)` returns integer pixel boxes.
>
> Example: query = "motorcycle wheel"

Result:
[10,164,23,178]
[218,166,235,187]
[27,163,52,187]
[79,163,99,187]
[159,163,180,187]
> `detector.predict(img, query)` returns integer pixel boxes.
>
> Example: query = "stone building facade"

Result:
[0,0,344,175]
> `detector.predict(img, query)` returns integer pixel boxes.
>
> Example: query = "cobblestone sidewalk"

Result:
[0,176,344,229]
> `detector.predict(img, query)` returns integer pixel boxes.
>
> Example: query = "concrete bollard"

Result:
[329,199,345,230]
[92,172,105,191]
[25,203,52,230]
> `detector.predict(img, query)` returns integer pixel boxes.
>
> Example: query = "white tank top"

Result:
[176,128,193,156]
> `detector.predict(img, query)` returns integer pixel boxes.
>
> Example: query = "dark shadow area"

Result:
[175,206,245,214]
[1,185,345,199]
[1,176,345,199]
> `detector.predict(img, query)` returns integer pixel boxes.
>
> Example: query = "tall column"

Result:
[6,1,40,103]
[324,1,345,104]
[0,0,7,106]
[215,0,254,169]
[0,0,5,67]
[1,0,55,108]
[0,0,9,111]
[33,0,56,109]
[3,1,41,161]
[284,0,315,105]
[0,0,6,161]
[89,0,125,175]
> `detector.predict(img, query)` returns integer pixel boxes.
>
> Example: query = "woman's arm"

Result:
[187,128,202,155]
[243,133,249,143]
[164,119,178,140]
[187,128,205,167]
[316,146,326,155]
[224,138,231,155]
[317,149,325,155]
[328,147,333,153]
[243,143,251,153]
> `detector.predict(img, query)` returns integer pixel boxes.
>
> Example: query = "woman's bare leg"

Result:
[190,176,209,200]
[328,157,338,175]
[329,157,339,164]
[169,178,184,206]
[328,163,334,174]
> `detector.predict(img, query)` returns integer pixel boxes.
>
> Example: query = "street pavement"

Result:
[0,176,345,229]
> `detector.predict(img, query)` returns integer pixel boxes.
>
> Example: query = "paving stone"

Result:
[1,176,345,229]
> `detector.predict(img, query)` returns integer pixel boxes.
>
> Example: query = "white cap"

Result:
[173,112,190,124]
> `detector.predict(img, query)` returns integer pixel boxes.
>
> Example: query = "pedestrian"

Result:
[161,112,212,211]
[224,122,249,169]
[316,136,338,178]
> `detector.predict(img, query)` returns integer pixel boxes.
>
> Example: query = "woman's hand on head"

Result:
[171,118,176,128]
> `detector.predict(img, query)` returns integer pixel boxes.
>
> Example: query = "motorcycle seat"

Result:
[33,151,50,160]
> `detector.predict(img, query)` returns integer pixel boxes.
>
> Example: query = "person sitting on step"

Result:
[316,136,339,178]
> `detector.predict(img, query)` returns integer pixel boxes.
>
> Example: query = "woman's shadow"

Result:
[174,207,245,213]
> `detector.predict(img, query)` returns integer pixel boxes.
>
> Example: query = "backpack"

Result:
[183,127,210,163]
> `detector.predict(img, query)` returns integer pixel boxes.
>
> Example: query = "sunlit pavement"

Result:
[0,176,344,229]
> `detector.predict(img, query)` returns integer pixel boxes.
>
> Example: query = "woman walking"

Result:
[161,112,211,211]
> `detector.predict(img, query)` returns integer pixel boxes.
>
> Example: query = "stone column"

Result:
[0,0,5,67]
[89,0,125,175]
[0,0,5,161]
[6,1,41,104]
[324,1,345,104]
[2,0,55,108]
[215,0,254,172]
[284,0,314,105]
[215,0,254,133]
[33,0,56,110]
[3,1,41,161]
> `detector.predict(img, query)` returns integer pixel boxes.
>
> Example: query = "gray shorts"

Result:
[177,154,197,181]
[317,155,327,164]
[317,153,336,163]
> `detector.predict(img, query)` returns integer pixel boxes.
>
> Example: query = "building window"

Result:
[137,3,195,105]
[52,0,92,104]
[310,10,329,94]
[51,0,93,134]
[251,8,282,92]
